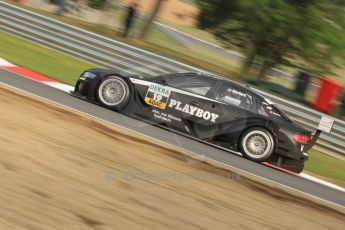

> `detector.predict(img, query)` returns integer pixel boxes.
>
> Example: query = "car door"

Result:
[161,74,219,133]
[195,81,256,141]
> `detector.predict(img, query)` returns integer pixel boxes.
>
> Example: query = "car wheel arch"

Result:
[239,124,277,143]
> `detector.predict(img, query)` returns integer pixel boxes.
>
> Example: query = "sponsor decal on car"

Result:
[229,88,246,97]
[152,109,182,123]
[168,99,219,123]
[145,83,171,109]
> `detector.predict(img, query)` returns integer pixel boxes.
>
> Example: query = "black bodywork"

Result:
[73,69,311,173]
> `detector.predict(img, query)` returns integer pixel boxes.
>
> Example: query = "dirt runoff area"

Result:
[0,84,344,230]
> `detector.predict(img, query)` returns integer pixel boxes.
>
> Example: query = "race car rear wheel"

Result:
[96,76,130,111]
[240,127,275,162]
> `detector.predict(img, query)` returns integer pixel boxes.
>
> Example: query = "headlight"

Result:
[82,72,97,79]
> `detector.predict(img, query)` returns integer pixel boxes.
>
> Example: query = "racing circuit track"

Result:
[1,68,345,209]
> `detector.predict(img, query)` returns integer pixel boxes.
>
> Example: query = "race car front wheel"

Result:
[96,76,130,111]
[240,127,275,162]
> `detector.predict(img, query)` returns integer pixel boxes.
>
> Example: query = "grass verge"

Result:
[0,32,94,85]
[0,31,344,188]
[305,149,345,187]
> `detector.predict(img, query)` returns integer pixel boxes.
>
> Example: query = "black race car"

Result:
[72,69,314,173]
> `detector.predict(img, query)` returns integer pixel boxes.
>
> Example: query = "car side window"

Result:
[164,75,217,96]
[215,84,253,111]
[257,104,269,117]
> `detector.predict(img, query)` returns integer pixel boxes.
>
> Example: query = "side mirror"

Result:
[157,79,167,85]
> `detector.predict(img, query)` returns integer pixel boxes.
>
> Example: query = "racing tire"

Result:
[240,127,275,162]
[96,76,130,111]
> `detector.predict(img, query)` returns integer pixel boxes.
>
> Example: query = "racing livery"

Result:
[73,69,313,173]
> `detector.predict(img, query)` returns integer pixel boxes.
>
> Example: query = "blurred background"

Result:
[4,0,345,119]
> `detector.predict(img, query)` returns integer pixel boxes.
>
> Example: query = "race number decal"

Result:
[145,83,171,109]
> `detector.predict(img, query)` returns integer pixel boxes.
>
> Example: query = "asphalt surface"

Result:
[1,68,345,208]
